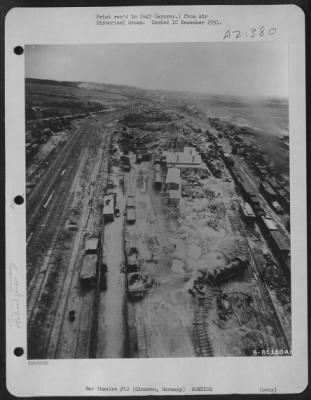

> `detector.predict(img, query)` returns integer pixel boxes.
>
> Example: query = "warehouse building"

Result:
[163,147,201,169]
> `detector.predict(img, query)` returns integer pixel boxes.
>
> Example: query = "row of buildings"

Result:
[153,147,202,207]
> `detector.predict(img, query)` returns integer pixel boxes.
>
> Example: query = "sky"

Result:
[25,42,288,98]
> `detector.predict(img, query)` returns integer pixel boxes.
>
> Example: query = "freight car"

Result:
[126,207,136,224]
[103,194,115,223]
[126,245,140,272]
[80,254,97,289]
[85,236,99,254]
[126,197,135,209]
[127,273,146,300]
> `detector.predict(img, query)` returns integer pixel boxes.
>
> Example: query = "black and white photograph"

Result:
[24,42,292,360]
[5,4,309,396]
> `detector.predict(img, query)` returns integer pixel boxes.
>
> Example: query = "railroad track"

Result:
[225,200,291,350]
[27,113,121,358]
[247,243,291,350]
[27,123,92,358]
[135,315,149,358]
[27,120,90,284]
[48,129,112,359]
[27,118,89,223]
[27,154,88,302]
[193,288,221,357]
[190,194,230,357]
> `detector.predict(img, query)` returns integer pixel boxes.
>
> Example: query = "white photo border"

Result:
[5,4,307,396]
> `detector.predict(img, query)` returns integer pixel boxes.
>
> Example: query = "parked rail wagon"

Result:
[127,187,135,198]
[269,230,290,273]
[80,254,97,289]
[126,207,136,224]
[126,245,140,272]
[252,204,265,217]
[276,189,290,211]
[272,201,283,214]
[103,194,115,223]
[127,273,146,300]
[85,237,99,254]
[126,197,135,209]
[240,202,256,220]
[248,195,265,217]
[249,194,260,207]
[269,230,290,257]
[269,178,282,192]
[260,215,278,232]
[205,256,248,286]
[260,181,278,201]
[238,177,256,201]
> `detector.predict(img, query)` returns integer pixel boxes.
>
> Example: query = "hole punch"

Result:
[14,347,24,357]
[14,195,24,205]
[14,46,24,55]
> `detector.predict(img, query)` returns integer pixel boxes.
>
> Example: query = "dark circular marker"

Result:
[14,195,24,205]
[14,347,24,357]
[14,46,24,55]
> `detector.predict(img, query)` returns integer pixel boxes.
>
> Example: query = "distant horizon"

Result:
[25,76,289,101]
[25,43,288,98]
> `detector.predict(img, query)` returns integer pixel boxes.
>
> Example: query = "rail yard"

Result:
[26,78,291,359]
